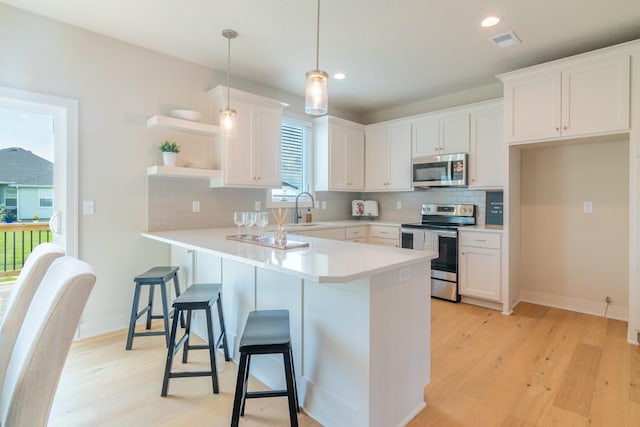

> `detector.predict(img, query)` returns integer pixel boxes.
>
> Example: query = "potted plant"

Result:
[159,140,180,166]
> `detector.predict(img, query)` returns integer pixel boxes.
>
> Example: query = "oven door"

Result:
[425,228,459,302]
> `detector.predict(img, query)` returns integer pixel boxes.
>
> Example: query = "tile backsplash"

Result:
[147,177,492,231]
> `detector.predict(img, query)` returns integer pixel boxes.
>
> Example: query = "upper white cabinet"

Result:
[209,86,283,188]
[501,54,630,144]
[412,110,470,157]
[365,121,412,191]
[314,116,365,191]
[469,100,504,189]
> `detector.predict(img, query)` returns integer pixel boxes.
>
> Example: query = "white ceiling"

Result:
[2,0,640,116]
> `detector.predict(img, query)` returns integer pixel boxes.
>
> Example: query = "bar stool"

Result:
[125,266,182,350]
[161,283,230,397]
[231,309,299,427]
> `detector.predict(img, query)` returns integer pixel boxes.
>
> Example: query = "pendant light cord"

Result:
[226,34,231,110]
[315,0,321,70]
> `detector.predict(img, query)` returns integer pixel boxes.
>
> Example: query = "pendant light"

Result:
[220,29,238,136]
[305,0,328,115]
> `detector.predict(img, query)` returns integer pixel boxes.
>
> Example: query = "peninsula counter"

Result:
[142,228,435,427]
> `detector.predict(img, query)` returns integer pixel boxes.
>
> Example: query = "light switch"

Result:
[396,201,402,209]
[254,201,261,211]
[321,201,327,210]
[192,201,200,213]
[83,200,94,215]
[583,201,593,213]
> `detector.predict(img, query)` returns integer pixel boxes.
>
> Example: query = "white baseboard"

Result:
[519,290,628,321]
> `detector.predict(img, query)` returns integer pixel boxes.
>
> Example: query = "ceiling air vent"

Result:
[490,30,521,48]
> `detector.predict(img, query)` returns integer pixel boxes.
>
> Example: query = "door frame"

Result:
[0,86,78,257]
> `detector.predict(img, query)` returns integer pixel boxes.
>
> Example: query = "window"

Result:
[268,118,312,207]
[4,188,17,209]
[38,189,53,208]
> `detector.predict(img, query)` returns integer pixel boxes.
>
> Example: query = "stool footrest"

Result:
[188,344,209,350]
[133,331,166,337]
[246,390,289,399]
[168,370,215,379]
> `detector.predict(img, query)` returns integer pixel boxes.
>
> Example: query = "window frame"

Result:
[266,113,314,209]
[38,188,53,208]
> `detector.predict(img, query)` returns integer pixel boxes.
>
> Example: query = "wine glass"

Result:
[233,211,246,237]
[246,211,258,237]
[256,212,269,240]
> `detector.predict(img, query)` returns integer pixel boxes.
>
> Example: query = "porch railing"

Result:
[0,222,53,278]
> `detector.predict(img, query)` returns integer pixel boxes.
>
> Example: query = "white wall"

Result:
[0,4,221,336]
[519,139,629,320]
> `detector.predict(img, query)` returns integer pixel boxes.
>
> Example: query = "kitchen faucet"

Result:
[294,192,315,224]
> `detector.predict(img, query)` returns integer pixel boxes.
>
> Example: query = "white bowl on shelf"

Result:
[169,109,202,121]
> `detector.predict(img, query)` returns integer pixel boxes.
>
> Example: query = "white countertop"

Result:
[142,227,434,283]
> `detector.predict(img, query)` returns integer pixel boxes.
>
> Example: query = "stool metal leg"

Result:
[205,308,220,394]
[215,296,231,361]
[125,283,143,350]
[145,284,155,330]
[240,354,252,416]
[171,272,186,328]
[159,281,170,348]
[231,352,249,427]
[161,310,181,397]
[289,347,300,412]
[283,350,299,426]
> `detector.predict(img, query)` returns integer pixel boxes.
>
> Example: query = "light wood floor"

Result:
[48,300,640,426]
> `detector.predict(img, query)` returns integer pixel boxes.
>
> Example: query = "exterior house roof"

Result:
[0,147,53,186]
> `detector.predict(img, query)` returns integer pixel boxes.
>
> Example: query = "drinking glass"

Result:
[246,211,258,237]
[233,211,246,237]
[256,212,269,240]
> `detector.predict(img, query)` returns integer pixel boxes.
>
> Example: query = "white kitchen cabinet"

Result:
[345,226,367,242]
[458,230,501,302]
[367,225,399,247]
[469,101,504,189]
[412,110,470,158]
[295,227,346,240]
[314,116,365,191]
[501,54,630,144]
[209,86,283,188]
[365,121,412,191]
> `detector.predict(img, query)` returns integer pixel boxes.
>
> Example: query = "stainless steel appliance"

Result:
[401,203,476,302]
[412,153,468,188]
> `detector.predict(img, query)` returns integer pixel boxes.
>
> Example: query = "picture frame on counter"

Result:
[485,190,503,229]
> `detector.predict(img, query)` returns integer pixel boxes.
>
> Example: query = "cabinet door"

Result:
[328,124,348,189]
[224,98,255,185]
[440,112,470,154]
[253,104,282,187]
[469,103,504,188]
[412,116,440,157]
[364,127,388,190]
[505,71,561,143]
[459,246,501,302]
[386,122,412,190]
[345,127,365,190]
[561,55,630,137]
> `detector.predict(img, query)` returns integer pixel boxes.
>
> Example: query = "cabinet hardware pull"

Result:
[563,125,568,130]
[474,239,486,242]
[555,126,560,131]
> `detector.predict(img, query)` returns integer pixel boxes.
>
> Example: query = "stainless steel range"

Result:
[401,204,476,302]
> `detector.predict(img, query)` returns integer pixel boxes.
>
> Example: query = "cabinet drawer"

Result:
[459,231,501,249]
[297,228,346,240]
[369,225,399,239]
[345,226,367,240]
[368,237,399,247]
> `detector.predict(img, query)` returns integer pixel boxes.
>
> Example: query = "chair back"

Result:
[0,256,95,427]
[0,243,64,393]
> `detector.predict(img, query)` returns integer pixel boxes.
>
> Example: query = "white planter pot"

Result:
[162,152,177,167]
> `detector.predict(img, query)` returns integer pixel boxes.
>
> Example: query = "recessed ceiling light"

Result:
[334,72,346,80]
[481,16,500,28]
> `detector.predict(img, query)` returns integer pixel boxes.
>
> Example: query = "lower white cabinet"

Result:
[367,225,399,247]
[296,228,346,240]
[458,230,501,302]
[345,226,367,242]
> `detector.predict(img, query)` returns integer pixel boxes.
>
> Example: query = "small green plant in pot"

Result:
[159,140,180,166]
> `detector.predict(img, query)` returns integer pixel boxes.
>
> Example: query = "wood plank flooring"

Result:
[47,300,640,426]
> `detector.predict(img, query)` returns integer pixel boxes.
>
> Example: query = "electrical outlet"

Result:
[399,267,411,282]
[321,201,327,210]
[396,201,402,209]
[583,201,593,213]
[83,200,95,215]
[254,201,261,211]
[192,201,200,213]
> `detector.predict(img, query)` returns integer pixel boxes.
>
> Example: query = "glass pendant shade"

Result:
[305,69,328,115]
[219,108,237,137]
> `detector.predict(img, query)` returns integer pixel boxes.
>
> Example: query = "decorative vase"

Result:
[274,225,287,244]
[162,151,177,167]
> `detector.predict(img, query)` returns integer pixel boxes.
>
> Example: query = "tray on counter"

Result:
[226,234,309,250]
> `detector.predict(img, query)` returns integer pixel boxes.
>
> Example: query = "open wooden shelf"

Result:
[146,115,220,136]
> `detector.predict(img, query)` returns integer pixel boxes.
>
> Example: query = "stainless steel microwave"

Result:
[412,153,468,188]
